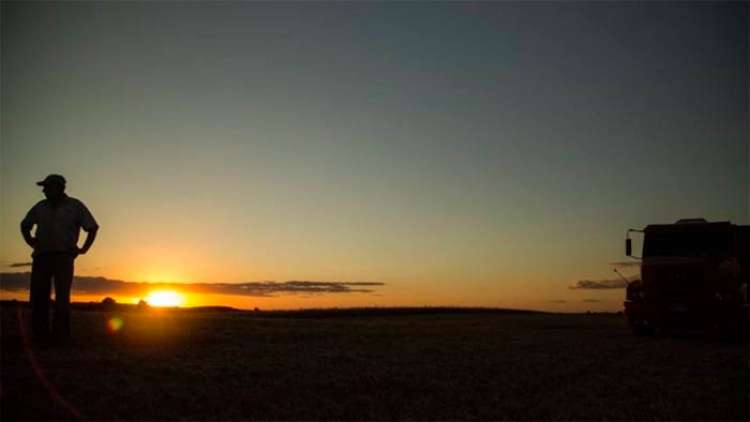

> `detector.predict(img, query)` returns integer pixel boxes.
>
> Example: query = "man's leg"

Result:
[30,256,52,341]
[52,254,75,343]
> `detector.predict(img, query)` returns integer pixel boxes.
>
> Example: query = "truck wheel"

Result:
[632,321,654,336]
[718,322,747,343]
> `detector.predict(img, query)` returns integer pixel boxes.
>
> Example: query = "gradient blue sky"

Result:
[1,2,747,311]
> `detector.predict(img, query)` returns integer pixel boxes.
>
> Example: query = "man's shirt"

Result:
[21,195,98,257]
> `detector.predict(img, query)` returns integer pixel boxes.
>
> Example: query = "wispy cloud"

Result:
[548,299,567,304]
[581,299,601,303]
[8,262,32,268]
[0,272,384,297]
[569,277,633,289]
[609,261,641,269]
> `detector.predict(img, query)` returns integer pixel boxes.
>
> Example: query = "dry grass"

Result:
[1,303,747,420]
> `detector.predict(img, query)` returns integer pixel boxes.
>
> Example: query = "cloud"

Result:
[548,299,567,304]
[0,272,384,297]
[609,261,641,269]
[569,277,634,289]
[581,299,601,303]
[7,262,32,268]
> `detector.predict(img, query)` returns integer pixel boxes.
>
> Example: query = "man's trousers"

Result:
[30,253,75,341]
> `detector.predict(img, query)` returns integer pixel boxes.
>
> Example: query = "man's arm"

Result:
[20,223,36,248]
[76,200,99,255]
[20,207,37,248]
[78,227,98,255]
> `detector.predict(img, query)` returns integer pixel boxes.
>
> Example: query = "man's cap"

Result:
[36,174,66,187]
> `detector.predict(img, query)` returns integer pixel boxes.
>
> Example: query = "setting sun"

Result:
[144,290,185,307]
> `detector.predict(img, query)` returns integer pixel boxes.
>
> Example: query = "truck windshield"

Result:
[643,230,731,258]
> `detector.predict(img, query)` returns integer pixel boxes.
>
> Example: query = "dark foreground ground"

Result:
[1,303,748,421]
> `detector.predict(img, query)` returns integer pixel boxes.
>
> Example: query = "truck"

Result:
[623,218,749,337]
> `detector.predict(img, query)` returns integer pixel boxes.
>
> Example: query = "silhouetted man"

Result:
[20,174,99,345]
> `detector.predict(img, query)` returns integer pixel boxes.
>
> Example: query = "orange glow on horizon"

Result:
[137,271,186,283]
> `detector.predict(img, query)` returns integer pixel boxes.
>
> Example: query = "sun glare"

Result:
[144,290,185,307]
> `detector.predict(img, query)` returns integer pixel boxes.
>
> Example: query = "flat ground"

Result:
[1,304,747,421]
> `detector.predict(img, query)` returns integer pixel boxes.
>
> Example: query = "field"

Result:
[1,303,748,421]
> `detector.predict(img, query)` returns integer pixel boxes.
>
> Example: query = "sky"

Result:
[1,1,747,312]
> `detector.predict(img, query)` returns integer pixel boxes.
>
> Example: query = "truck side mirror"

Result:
[626,238,632,256]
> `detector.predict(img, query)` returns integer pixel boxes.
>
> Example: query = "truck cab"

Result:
[624,219,749,336]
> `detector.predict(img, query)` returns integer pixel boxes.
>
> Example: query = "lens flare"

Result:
[107,317,124,333]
